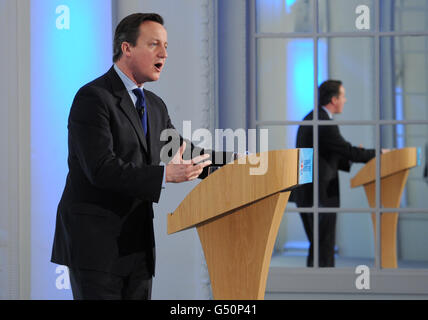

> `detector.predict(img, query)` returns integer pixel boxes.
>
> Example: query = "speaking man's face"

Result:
[127,21,168,85]
[333,85,347,114]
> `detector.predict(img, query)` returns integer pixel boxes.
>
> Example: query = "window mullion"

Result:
[313,0,320,269]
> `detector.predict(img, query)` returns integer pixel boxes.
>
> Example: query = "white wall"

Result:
[0,0,31,299]
[0,0,13,299]
[218,0,247,131]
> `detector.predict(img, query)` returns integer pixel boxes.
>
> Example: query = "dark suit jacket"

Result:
[51,66,231,276]
[291,107,375,208]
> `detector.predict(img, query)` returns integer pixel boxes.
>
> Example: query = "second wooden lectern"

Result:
[167,149,312,299]
[350,147,419,268]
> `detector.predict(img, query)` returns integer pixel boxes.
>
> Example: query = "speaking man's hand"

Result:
[165,141,212,183]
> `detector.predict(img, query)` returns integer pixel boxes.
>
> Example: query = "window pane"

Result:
[272,212,377,269]
[340,124,377,209]
[262,124,377,209]
[257,38,326,122]
[397,212,428,269]
[381,0,428,32]
[319,0,375,33]
[336,213,375,268]
[381,36,428,120]
[256,0,313,33]
[381,124,428,209]
[257,125,300,150]
[271,212,310,268]
[319,37,375,120]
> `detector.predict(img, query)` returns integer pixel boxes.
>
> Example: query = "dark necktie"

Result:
[132,88,148,136]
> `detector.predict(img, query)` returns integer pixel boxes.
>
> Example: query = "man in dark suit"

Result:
[51,13,232,299]
[292,80,376,267]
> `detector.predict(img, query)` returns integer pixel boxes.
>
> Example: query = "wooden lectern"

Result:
[350,147,418,268]
[167,149,311,299]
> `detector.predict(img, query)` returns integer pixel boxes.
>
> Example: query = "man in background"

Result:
[292,80,378,267]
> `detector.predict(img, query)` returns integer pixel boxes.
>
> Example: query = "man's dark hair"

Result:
[113,13,164,63]
[318,80,342,107]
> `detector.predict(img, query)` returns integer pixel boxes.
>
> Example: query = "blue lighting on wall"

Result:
[395,87,405,149]
[258,0,297,14]
[285,38,328,151]
[31,0,112,299]
[285,0,297,13]
[286,39,328,122]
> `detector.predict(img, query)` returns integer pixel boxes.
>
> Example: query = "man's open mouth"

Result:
[154,63,163,71]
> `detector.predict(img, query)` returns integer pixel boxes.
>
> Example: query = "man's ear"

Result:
[121,42,132,57]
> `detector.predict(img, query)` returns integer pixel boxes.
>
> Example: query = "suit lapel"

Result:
[106,67,149,153]
[144,89,160,164]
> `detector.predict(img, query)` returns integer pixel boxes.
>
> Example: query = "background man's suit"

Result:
[51,66,231,297]
[291,107,375,267]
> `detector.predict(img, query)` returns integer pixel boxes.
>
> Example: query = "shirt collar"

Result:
[321,106,333,119]
[113,63,143,92]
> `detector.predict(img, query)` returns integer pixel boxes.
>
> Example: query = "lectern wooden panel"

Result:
[350,147,418,268]
[168,149,311,299]
[197,192,289,299]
